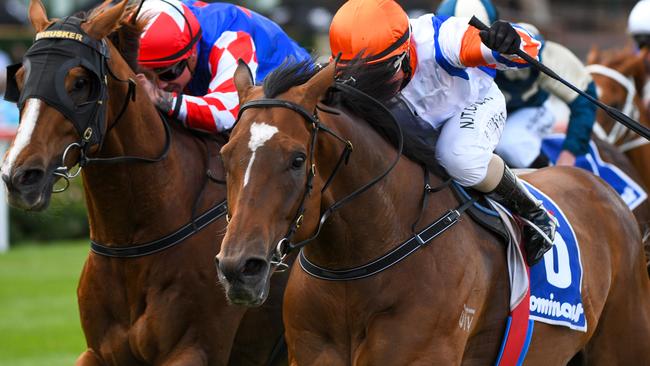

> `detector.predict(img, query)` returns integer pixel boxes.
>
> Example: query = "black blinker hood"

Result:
[4,16,110,148]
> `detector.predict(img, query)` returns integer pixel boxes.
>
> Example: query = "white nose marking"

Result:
[1,98,42,177]
[244,122,279,187]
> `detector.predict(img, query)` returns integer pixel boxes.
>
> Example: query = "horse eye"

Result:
[291,154,306,170]
[73,78,88,91]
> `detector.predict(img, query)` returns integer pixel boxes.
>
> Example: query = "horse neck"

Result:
[303,111,455,268]
[82,61,218,245]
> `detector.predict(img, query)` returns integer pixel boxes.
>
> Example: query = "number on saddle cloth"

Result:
[452,181,587,331]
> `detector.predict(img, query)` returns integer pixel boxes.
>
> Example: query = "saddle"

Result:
[451,183,511,244]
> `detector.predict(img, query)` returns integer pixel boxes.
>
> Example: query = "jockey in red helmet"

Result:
[330,0,556,266]
[135,0,310,133]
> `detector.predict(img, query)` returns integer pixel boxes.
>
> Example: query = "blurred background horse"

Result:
[587,47,650,187]
[587,46,650,271]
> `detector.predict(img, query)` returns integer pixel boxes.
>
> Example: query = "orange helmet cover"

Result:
[330,0,411,65]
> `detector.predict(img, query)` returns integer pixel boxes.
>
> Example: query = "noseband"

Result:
[587,64,648,152]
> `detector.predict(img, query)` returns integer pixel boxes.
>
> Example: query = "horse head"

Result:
[0,0,131,210]
[587,47,650,134]
[216,61,335,306]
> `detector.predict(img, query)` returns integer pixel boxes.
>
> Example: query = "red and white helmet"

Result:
[137,0,202,69]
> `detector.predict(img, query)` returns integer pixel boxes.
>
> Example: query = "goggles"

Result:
[154,59,188,82]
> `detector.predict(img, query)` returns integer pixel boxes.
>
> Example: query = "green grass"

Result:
[0,240,89,366]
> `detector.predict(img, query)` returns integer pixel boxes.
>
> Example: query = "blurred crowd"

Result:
[0,0,642,129]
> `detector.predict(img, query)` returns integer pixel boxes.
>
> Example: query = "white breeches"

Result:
[494,101,557,168]
[435,84,506,187]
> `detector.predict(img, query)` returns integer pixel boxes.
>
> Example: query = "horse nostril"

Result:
[217,256,269,283]
[13,168,45,188]
[242,258,268,277]
[1,173,9,186]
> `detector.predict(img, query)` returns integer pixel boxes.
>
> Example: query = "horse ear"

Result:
[82,0,128,40]
[234,59,254,103]
[301,63,335,107]
[28,0,49,33]
[586,45,600,65]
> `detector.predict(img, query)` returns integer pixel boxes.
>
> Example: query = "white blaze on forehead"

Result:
[1,98,41,177]
[243,122,279,187]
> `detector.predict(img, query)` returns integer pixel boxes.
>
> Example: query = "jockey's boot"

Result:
[488,166,558,266]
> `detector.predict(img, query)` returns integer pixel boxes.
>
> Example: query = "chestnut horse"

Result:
[586,47,650,188]
[0,1,287,365]
[586,47,650,271]
[215,60,650,365]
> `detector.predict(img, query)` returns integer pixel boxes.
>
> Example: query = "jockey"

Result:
[135,0,310,133]
[437,0,598,169]
[628,0,650,110]
[629,0,650,51]
[329,0,556,266]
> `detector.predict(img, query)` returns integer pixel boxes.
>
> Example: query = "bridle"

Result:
[3,15,226,259]
[233,82,404,270]
[587,64,648,152]
[4,16,171,193]
[234,84,476,281]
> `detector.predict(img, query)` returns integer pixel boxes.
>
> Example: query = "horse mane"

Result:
[323,57,444,176]
[263,59,319,97]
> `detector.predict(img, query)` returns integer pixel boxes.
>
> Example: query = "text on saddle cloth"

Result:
[456,183,586,331]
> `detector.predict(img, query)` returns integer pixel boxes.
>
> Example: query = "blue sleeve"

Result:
[562,81,597,156]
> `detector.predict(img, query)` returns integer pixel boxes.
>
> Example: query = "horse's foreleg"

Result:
[75,349,104,366]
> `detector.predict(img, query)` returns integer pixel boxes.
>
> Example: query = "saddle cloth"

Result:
[455,181,586,366]
[542,134,647,210]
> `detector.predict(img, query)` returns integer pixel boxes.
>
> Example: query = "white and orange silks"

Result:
[400,14,540,186]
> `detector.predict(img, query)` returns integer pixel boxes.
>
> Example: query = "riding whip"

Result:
[469,16,650,141]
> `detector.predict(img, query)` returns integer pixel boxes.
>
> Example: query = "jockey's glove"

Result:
[479,21,521,55]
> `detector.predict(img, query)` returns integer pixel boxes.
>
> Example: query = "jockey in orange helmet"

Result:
[330,0,556,266]
[437,1,598,170]
[135,0,310,133]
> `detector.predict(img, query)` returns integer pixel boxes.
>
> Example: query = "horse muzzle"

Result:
[2,164,53,211]
[215,254,272,307]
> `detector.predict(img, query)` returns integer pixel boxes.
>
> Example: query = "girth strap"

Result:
[90,200,227,258]
[299,195,477,281]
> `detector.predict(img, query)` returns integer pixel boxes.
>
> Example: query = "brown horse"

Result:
[0,1,287,365]
[586,47,650,188]
[215,60,650,365]
[586,47,650,271]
